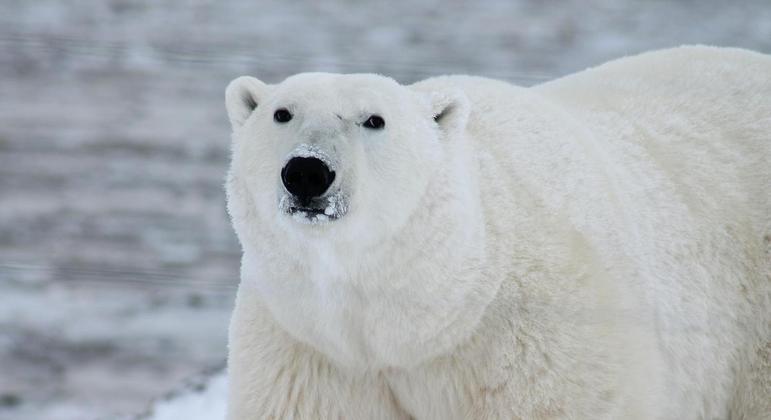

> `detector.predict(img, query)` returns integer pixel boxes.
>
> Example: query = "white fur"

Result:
[224,46,771,419]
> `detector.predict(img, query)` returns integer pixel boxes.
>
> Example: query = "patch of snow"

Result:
[288,143,338,172]
[324,201,336,216]
[279,189,348,223]
[141,372,227,420]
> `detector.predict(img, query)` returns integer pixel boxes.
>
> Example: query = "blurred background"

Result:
[0,1,769,419]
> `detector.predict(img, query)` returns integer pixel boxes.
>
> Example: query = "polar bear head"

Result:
[225,73,489,367]
[225,73,472,254]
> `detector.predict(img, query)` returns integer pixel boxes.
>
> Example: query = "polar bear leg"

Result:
[227,287,410,420]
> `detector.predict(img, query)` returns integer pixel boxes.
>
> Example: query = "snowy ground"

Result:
[136,370,227,420]
[0,1,769,419]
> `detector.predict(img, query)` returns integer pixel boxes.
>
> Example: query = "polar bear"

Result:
[223,46,770,419]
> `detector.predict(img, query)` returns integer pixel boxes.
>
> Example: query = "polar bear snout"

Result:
[277,147,348,224]
[281,157,336,204]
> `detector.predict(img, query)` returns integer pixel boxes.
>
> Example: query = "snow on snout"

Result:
[287,143,338,172]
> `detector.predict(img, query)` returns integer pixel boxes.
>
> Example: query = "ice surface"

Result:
[0,1,768,419]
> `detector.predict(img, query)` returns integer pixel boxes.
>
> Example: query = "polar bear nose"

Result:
[281,157,336,203]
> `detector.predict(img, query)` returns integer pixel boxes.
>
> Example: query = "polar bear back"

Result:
[537,45,770,228]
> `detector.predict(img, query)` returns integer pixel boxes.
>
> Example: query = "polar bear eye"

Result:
[363,115,385,130]
[274,108,293,123]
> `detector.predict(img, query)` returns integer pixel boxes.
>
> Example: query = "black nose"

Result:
[281,157,336,204]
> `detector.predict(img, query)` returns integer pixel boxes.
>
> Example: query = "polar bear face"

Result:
[225,73,469,251]
[225,73,483,367]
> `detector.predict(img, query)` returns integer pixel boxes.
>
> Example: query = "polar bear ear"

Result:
[428,89,469,138]
[225,76,269,128]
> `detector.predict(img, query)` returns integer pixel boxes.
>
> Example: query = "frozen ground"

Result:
[137,370,227,420]
[0,1,769,419]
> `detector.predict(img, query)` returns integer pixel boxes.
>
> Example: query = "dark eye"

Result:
[363,115,385,130]
[274,108,293,123]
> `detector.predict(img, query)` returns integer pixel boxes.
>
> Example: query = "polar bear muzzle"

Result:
[281,156,336,204]
[278,153,346,223]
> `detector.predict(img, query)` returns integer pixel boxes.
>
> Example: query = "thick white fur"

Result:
[224,46,770,419]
